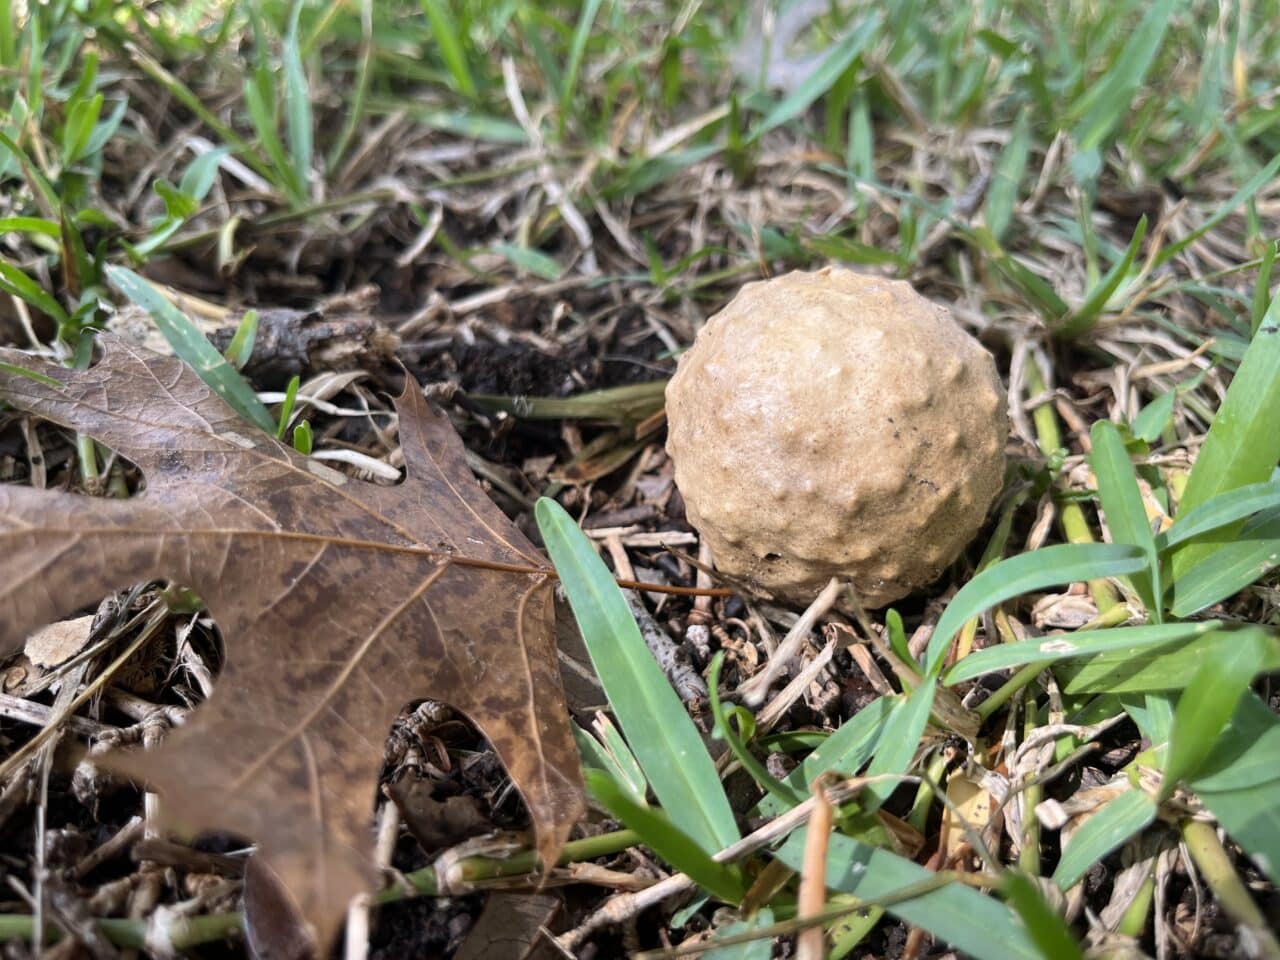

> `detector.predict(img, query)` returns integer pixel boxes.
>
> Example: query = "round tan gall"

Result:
[665,267,1008,608]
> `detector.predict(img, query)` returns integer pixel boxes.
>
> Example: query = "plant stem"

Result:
[1018,689,1041,875]
[1059,502,1123,614]
[0,830,643,947]
[76,432,100,488]
[0,912,243,950]
[1023,361,1122,614]
[1117,863,1155,938]
[976,662,1040,722]
[906,750,948,833]
[378,828,641,902]
[976,603,1131,724]
[1181,818,1280,960]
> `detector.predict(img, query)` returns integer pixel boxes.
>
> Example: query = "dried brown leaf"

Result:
[23,613,94,667]
[0,336,584,948]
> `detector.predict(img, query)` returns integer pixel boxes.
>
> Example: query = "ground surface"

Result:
[1,1,1279,958]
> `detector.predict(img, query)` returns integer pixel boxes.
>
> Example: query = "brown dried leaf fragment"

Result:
[0,336,584,949]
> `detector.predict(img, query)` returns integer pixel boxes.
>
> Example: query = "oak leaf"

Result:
[0,336,584,947]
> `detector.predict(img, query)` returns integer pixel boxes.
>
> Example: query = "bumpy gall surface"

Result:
[665,267,1008,607]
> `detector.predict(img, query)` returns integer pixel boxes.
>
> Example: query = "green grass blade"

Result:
[283,0,313,200]
[594,712,648,801]
[1159,479,1280,550]
[0,0,13,67]
[1197,782,1280,885]
[419,0,477,100]
[885,609,917,672]
[178,146,228,201]
[573,723,647,806]
[926,543,1148,674]
[707,653,803,808]
[574,725,632,791]
[0,261,69,325]
[223,309,259,370]
[1058,630,1280,695]
[1053,789,1157,890]
[385,105,528,144]
[1191,694,1280,884]
[863,682,935,809]
[105,265,276,434]
[1169,509,1280,616]
[0,128,59,217]
[1072,0,1175,153]
[1002,872,1085,960]
[559,0,604,136]
[1159,628,1271,801]
[750,14,882,141]
[990,251,1069,321]
[583,770,745,904]
[984,109,1030,242]
[772,833,1044,960]
[1131,389,1176,443]
[0,360,61,387]
[1155,153,1280,269]
[943,621,1221,685]
[1055,216,1146,338]
[81,96,127,160]
[0,215,60,238]
[1191,693,1280,791]
[1089,420,1159,616]
[536,498,739,853]
[243,71,300,203]
[61,91,103,167]
[1250,240,1276,338]
[1170,295,1280,576]
[1122,692,1176,748]
[490,243,564,281]
[755,696,896,817]
[469,381,666,425]
[326,0,374,168]
[291,419,312,455]
[275,374,300,439]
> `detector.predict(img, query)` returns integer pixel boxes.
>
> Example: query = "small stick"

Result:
[72,817,145,880]
[796,775,836,960]
[738,578,842,706]
[691,539,716,622]
[345,803,400,960]
[754,638,835,734]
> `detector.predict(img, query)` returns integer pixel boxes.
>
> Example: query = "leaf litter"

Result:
[0,335,584,950]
